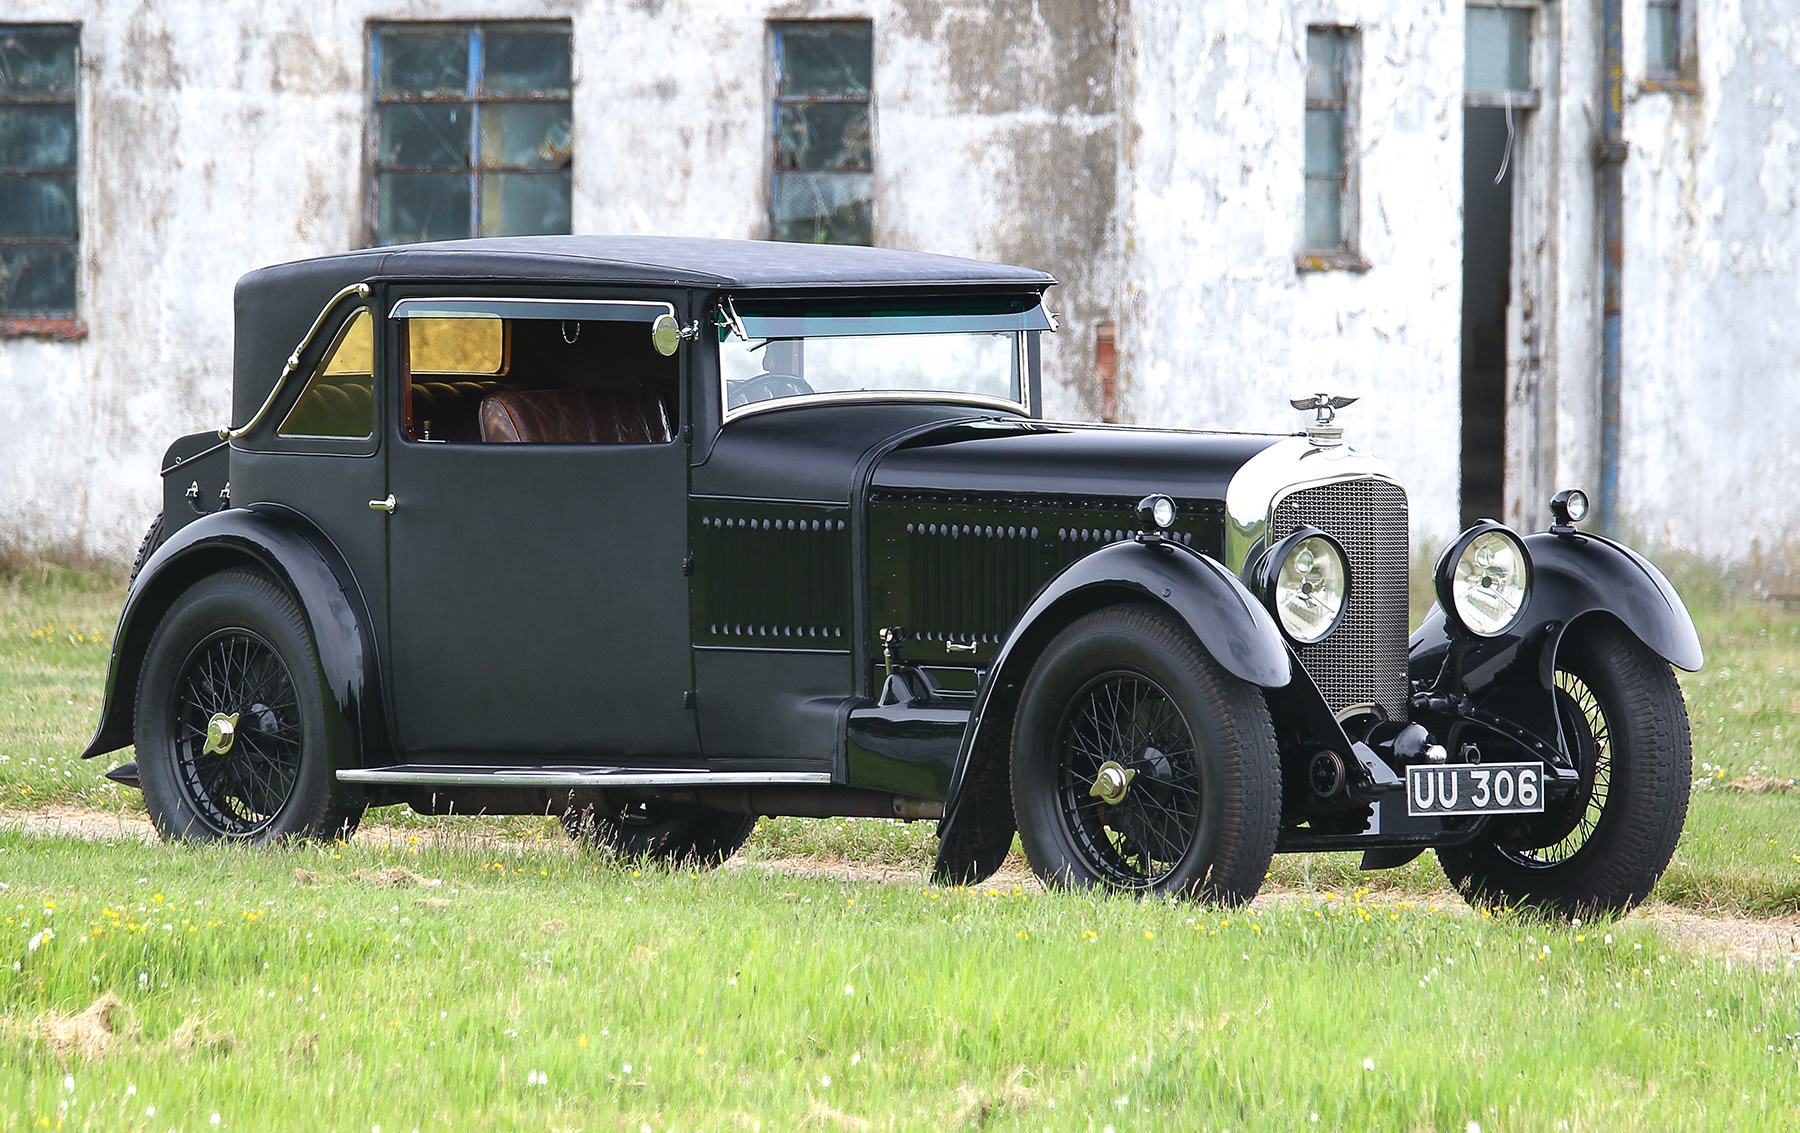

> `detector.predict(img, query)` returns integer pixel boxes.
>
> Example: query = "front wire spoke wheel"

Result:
[1435,621,1691,918]
[1504,671,1613,866]
[1011,604,1279,904]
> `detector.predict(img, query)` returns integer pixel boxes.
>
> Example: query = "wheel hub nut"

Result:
[1089,760,1137,805]
[202,712,240,756]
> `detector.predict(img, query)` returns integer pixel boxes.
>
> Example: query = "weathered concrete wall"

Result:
[1116,2,1466,547]
[0,0,1118,557]
[1614,0,1800,588]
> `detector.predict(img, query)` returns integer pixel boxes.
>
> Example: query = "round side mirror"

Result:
[650,313,681,357]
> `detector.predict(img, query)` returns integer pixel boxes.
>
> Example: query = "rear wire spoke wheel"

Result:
[1011,604,1279,903]
[563,799,756,869]
[136,568,363,843]
[1437,621,1691,918]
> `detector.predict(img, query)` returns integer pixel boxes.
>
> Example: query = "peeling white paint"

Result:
[3,0,1798,586]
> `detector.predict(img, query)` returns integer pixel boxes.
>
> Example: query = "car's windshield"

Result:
[718,297,1050,416]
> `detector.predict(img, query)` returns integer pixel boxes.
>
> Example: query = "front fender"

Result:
[81,506,384,786]
[1409,530,1702,750]
[933,539,1288,879]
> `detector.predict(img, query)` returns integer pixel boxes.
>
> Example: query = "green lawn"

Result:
[3,554,1799,1128]
[4,831,1797,1130]
[3,552,1798,914]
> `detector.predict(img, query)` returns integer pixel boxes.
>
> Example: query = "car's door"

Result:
[381,292,697,761]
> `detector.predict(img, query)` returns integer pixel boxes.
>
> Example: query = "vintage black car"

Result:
[83,236,1702,914]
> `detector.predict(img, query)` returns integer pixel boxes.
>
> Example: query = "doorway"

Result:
[1461,2,1544,529]
[1461,106,1513,527]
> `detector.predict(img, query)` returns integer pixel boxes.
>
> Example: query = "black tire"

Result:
[563,800,757,869]
[128,512,163,585]
[1437,621,1692,918]
[135,568,364,843]
[1010,604,1280,903]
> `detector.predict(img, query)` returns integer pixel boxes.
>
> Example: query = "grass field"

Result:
[5,831,1798,1129]
[2,553,1799,1127]
[4,552,1797,914]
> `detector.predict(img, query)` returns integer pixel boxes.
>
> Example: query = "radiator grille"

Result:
[1269,479,1410,721]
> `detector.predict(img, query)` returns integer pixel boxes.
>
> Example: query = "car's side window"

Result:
[403,312,677,445]
[278,308,375,439]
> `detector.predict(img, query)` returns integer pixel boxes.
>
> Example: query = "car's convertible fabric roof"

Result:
[231,237,1054,426]
[251,235,1057,291]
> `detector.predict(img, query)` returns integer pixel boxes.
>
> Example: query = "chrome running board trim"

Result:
[336,766,833,789]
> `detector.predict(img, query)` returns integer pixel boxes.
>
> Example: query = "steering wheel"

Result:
[727,372,814,410]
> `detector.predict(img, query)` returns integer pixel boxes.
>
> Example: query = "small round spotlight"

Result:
[1137,494,1177,532]
[1550,488,1590,529]
[1435,523,1532,637]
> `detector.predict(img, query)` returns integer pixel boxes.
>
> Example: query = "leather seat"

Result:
[478,386,673,444]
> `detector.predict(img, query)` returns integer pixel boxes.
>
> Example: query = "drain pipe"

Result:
[1597,0,1627,533]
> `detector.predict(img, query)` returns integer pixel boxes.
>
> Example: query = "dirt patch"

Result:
[38,993,124,1061]
[349,866,440,888]
[0,803,156,843]
[1727,775,1795,794]
[8,807,1798,970]
[1635,904,1800,973]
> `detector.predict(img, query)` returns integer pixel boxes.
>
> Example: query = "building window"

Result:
[1300,26,1363,269]
[1645,0,1694,84]
[0,24,79,328]
[770,21,872,245]
[370,22,572,246]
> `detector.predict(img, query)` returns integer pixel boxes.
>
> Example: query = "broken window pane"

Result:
[1646,0,1681,75]
[482,29,572,97]
[479,103,572,169]
[0,245,75,313]
[777,25,872,97]
[379,27,469,97]
[773,171,873,245]
[0,27,79,98]
[776,103,872,172]
[0,105,76,168]
[0,26,78,318]
[372,23,572,244]
[480,171,571,236]
[378,172,472,244]
[771,22,874,245]
[379,103,470,169]
[1465,7,1530,92]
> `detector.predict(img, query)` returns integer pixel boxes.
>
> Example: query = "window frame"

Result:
[365,20,573,247]
[256,302,382,458]
[391,292,685,447]
[0,22,83,338]
[1642,0,1699,92]
[767,19,875,247]
[1296,25,1368,273]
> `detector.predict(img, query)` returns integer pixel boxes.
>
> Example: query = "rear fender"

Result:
[81,506,384,794]
[932,539,1288,881]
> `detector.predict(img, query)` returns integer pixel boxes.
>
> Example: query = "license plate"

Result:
[1406,762,1545,817]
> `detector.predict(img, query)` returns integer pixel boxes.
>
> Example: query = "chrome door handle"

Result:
[369,494,396,513]
[946,641,977,653]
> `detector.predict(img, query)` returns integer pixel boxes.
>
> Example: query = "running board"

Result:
[336,766,832,789]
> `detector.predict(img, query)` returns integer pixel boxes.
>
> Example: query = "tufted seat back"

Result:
[478,385,674,445]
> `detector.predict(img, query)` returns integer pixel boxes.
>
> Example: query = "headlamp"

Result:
[1255,526,1350,644]
[1435,522,1532,637]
